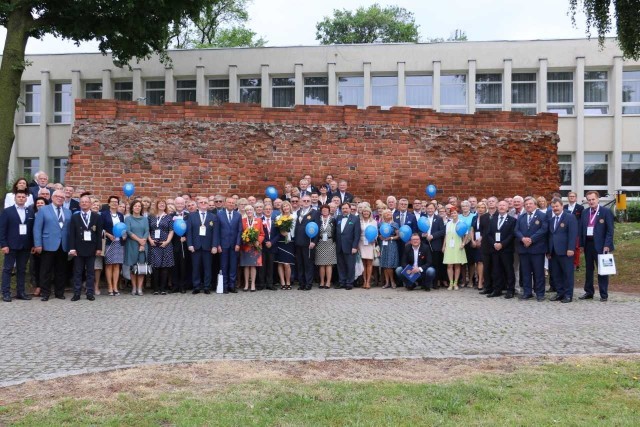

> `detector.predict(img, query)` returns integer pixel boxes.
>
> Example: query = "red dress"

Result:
[240,217,265,267]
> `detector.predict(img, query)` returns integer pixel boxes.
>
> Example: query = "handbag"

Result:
[372,245,381,267]
[131,251,152,276]
[597,253,616,275]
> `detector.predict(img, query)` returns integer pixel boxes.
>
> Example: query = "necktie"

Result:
[201,212,205,223]
[57,207,62,221]
[266,218,270,231]
[228,211,232,222]
[498,216,504,229]
[592,208,596,215]
[527,213,532,226]
[341,217,347,232]
[82,212,88,224]
[554,215,560,231]
[401,213,405,226]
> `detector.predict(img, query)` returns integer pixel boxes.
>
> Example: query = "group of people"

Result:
[1,172,615,304]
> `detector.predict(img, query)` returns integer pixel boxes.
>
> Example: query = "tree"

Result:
[0,1,219,199]
[569,0,640,60]
[168,0,265,49]
[315,4,420,44]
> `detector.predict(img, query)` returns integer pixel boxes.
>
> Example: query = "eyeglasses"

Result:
[301,200,310,203]
[291,200,299,203]
[215,200,223,203]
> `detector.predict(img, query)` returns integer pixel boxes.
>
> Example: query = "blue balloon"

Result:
[123,182,135,197]
[417,216,430,233]
[173,218,187,237]
[305,221,319,238]
[425,267,437,280]
[265,186,278,200]
[456,221,469,237]
[113,222,127,238]
[365,225,378,243]
[379,223,393,238]
[399,225,412,242]
[426,184,437,198]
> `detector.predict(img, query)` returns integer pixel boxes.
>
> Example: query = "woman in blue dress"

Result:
[378,209,400,289]
[101,195,126,296]
[148,200,174,295]
[125,200,149,296]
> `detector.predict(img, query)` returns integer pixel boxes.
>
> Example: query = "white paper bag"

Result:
[216,271,224,293]
[598,253,617,275]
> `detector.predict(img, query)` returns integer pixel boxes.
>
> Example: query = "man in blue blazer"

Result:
[0,190,35,301]
[487,200,517,299]
[187,197,219,294]
[422,202,445,289]
[215,197,242,293]
[547,197,578,303]
[33,190,72,301]
[515,196,549,301]
[394,198,418,259]
[334,203,361,290]
[579,191,615,301]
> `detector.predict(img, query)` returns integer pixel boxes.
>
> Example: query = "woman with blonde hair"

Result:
[358,204,377,289]
[378,209,400,289]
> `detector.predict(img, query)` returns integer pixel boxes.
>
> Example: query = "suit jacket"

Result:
[170,211,189,247]
[63,198,80,213]
[294,208,320,246]
[564,203,584,220]
[401,242,433,271]
[187,210,218,251]
[33,204,72,252]
[423,214,445,252]
[548,212,578,255]
[261,215,279,253]
[215,209,242,249]
[487,213,516,253]
[298,186,319,198]
[478,213,494,254]
[68,210,103,256]
[334,214,361,254]
[393,210,418,234]
[0,205,35,250]
[514,210,549,254]
[335,191,354,204]
[579,205,615,252]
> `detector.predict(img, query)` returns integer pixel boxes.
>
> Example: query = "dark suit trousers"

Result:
[482,251,494,292]
[191,249,212,290]
[295,245,315,286]
[519,253,545,297]
[258,250,275,287]
[220,247,238,291]
[336,250,356,286]
[584,239,608,299]
[491,250,515,294]
[551,251,574,299]
[73,255,96,296]
[172,243,190,290]
[2,249,30,297]
[432,250,446,283]
[40,247,68,298]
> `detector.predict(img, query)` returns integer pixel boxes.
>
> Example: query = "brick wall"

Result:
[67,99,560,202]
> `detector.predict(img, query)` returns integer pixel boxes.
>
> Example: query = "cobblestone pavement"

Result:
[2,287,640,386]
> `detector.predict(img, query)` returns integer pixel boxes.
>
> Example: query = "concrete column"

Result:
[294,63,304,106]
[328,63,337,105]
[397,62,406,106]
[503,59,512,111]
[261,64,269,108]
[39,70,50,168]
[102,69,112,99]
[612,56,624,192]
[132,68,142,103]
[196,65,206,105]
[229,65,238,103]
[576,57,585,197]
[433,61,441,111]
[164,67,174,103]
[363,62,371,107]
[538,58,548,114]
[468,59,476,114]
[70,70,81,122]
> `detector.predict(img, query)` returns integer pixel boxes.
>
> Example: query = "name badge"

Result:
[154,229,161,239]
[59,221,64,229]
[382,240,389,246]
[449,238,455,248]
[322,232,328,242]
[495,232,501,242]
[475,231,480,240]
[19,224,27,235]
[199,225,207,236]
[587,226,594,236]
[83,231,92,241]
[363,239,369,246]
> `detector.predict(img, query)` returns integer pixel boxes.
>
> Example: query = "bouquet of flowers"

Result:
[275,215,294,243]
[242,227,261,251]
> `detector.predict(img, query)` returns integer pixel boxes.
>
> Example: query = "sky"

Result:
[0,0,615,54]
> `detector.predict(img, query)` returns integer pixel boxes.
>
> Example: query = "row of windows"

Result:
[21,158,67,183]
[20,70,640,123]
[558,152,640,195]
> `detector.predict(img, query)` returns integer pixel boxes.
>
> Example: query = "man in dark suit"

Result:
[487,200,517,299]
[336,180,353,204]
[258,204,278,290]
[478,197,498,295]
[422,202,445,289]
[215,197,242,293]
[68,195,103,301]
[394,198,418,259]
[334,202,361,290]
[515,196,549,301]
[564,191,584,271]
[62,186,80,213]
[30,172,51,202]
[294,194,319,290]
[0,190,35,302]
[187,197,219,294]
[579,191,615,302]
[395,233,435,290]
[171,197,190,293]
[548,197,578,303]
[298,178,318,198]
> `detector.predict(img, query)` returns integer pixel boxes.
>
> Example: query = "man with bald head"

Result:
[171,197,190,293]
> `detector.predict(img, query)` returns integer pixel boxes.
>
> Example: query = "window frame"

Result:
[584,70,609,115]
[145,80,165,106]
[114,81,133,101]
[208,79,230,106]
[621,152,640,190]
[21,158,40,179]
[405,75,433,108]
[558,153,574,196]
[371,75,398,109]
[239,77,261,104]
[53,82,72,124]
[52,158,68,184]
[84,82,103,100]
[440,73,467,114]
[176,79,196,103]
[583,152,609,193]
[511,72,537,115]
[622,70,640,115]
[547,71,574,116]
[337,75,364,108]
[271,76,295,108]
[23,83,41,124]
[303,76,329,106]
[475,73,503,111]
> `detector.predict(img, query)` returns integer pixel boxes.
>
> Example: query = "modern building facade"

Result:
[9,38,640,196]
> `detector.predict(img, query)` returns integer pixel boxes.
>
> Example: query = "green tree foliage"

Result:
[315,4,420,44]
[569,0,640,59]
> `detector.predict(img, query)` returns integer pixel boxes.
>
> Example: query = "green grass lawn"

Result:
[1,359,639,426]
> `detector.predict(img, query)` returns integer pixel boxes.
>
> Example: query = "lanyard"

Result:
[81,211,90,228]
[157,214,165,228]
[588,207,599,226]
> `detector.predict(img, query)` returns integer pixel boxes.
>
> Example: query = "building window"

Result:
[22,158,40,179]
[53,158,68,184]
[558,154,573,196]
[239,78,261,104]
[114,81,133,101]
[584,71,609,115]
[176,80,196,103]
[145,81,165,106]
[622,152,640,188]
[209,79,229,106]
[475,73,502,111]
[53,83,72,123]
[547,72,574,115]
[371,76,398,108]
[84,82,102,99]
[405,75,433,108]
[24,84,41,124]
[512,73,537,115]
[440,74,467,113]
[338,76,364,107]
[584,153,608,192]
[622,70,640,114]
[272,77,295,108]
[304,77,328,105]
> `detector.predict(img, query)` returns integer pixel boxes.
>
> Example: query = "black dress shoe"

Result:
[504,292,515,299]
[536,296,546,302]
[87,295,95,301]
[424,287,431,291]
[561,297,572,303]
[519,294,534,300]
[600,297,608,302]
[71,294,81,302]
[192,289,200,294]
[180,289,186,294]
[2,295,11,302]
[229,289,237,293]
[479,289,492,295]
[204,290,211,294]
[547,287,557,293]
[305,285,312,291]
[578,293,594,300]
[16,294,32,300]
[223,290,229,294]
[344,286,353,290]
[487,292,502,298]
[55,295,66,300]
[41,296,49,301]
[549,295,563,302]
